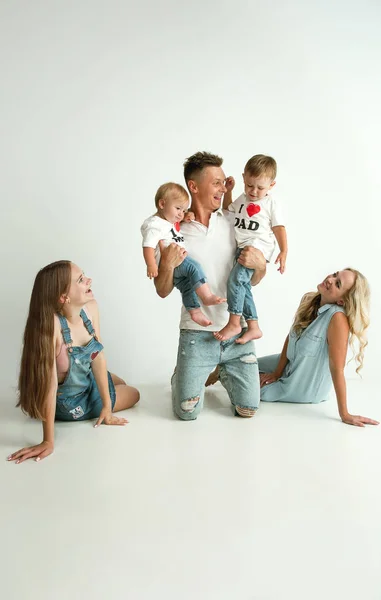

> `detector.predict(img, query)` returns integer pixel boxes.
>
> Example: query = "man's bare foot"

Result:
[235,321,263,344]
[189,308,212,327]
[205,367,219,387]
[213,323,242,341]
[196,284,226,306]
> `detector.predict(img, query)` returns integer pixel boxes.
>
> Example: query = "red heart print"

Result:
[91,351,99,361]
[246,203,261,217]
[174,222,180,232]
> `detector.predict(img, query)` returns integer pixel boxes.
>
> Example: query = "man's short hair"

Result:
[183,151,223,185]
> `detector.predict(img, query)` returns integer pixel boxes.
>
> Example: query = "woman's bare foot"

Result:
[235,320,263,344]
[189,308,212,327]
[205,367,219,387]
[196,283,226,306]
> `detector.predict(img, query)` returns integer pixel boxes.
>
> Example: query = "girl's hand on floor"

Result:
[7,441,54,463]
[94,408,128,427]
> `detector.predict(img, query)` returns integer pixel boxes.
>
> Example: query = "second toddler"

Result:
[214,154,288,343]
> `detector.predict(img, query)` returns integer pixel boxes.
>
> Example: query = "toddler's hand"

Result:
[147,264,158,279]
[183,211,195,223]
[275,251,287,274]
[225,176,235,192]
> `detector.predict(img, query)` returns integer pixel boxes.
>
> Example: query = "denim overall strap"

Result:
[80,309,97,339]
[57,313,73,347]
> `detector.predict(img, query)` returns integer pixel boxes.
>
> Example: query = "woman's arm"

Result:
[259,335,289,387]
[328,312,379,427]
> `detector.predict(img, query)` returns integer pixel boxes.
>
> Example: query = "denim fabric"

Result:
[173,256,206,311]
[226,249,258,321]
[172,329,260,420]
[259,303,346,404]
[55,310,116,421]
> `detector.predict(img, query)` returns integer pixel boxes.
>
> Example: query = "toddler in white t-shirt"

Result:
[141,182,226,327]
[214,154,288,344]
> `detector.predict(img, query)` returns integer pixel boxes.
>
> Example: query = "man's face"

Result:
[189,166,227,211]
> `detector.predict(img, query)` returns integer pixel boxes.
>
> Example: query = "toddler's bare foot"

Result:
[201,294,226,306]
[235,321,263,344]
[196,284,226,306]
[189,308,212,327]
[205,367,219,387]
[213,323,242,341]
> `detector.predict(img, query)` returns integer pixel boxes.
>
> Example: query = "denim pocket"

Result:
[297,333,323,357]
[56,391,88,419]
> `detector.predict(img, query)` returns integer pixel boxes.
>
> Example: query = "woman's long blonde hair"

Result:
[292,268,370,374]
[17,261,72,419]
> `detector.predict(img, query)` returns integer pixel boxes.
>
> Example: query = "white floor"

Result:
[1,380,380,600]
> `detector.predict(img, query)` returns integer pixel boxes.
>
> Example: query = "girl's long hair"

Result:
[292,268,370,374]
[17,261,72,419]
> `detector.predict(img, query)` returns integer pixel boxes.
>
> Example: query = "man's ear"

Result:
[187,179,197,195]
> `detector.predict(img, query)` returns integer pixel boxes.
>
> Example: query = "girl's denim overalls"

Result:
[55,309,116,421]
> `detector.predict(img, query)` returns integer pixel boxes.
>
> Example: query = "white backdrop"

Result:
[1,0,380,396]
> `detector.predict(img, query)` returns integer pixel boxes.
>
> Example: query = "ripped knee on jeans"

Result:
[181,396,200,413]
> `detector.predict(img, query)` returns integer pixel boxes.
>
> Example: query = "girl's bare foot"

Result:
[235,320,263,344]
[189,308,212,327]
[213,323,242,341]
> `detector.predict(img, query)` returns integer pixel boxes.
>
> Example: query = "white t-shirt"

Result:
[141,215,186,264]
[229,193,284,261]
[179,209,246,331]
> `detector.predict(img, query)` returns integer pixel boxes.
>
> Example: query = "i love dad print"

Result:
[234,203,261,231]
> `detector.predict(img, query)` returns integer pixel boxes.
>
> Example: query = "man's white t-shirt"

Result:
[141,215,185,264]
[179,209,245,331]
[229,193,284,261]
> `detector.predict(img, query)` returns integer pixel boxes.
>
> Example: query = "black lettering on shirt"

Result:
[170,228,184,243]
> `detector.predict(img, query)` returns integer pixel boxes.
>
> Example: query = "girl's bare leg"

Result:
[110,373,140,411]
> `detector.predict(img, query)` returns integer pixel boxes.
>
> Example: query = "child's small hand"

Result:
[183,211,195,223]
[147,264,158,279]
[275,252,287,274]
[225,176,235,193]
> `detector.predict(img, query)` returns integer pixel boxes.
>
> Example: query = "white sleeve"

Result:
[228,197,242,214]
[140,222,163,248]
[270,197,285,227]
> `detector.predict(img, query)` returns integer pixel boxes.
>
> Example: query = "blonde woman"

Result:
[208,269,379,427]
[7,260,140,464]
